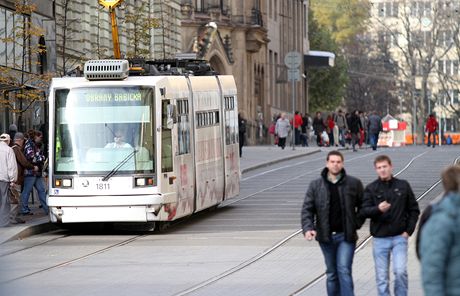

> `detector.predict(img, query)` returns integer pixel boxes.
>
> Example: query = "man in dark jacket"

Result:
[11,133,37,224]
[348,110,362,152]
[367,111,382,151]
[360,155,420,296]
[238,113,246,157]
[301,151,364,296]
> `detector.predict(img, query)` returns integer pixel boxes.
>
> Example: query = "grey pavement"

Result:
[0,145,320,245]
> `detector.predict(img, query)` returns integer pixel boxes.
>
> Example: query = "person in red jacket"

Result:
[293,111,303,146]
[425,114,438,148]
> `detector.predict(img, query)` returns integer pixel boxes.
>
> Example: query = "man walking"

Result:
[368,111,382,151]
[360,155,420,296]
[238,113,246,157]
[301,151,364,296]
[0,133,18,227]
[11,133,37,224]
[334,109,348,147]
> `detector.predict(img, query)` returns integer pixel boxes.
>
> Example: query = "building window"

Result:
[378,2,398,18]
[0,7,30,71]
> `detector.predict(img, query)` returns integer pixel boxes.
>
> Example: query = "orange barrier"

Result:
[405,133,460,145]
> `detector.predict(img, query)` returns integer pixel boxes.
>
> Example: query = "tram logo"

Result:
[81,179,90,187]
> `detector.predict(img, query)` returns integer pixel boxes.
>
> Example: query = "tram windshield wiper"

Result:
[102,148,139,181]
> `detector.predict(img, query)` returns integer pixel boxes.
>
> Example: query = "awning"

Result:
[304,50,335,68]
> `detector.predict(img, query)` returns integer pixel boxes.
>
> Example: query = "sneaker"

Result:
[10,217,26,224]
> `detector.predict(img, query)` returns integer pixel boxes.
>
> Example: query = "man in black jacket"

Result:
[301,151,364,296]
[360,155,420,296]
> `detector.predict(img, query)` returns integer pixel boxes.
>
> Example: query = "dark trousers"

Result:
[427,132,436,147]
[294,129,301,145]
[239,133,245,156]
[278,137,286,149]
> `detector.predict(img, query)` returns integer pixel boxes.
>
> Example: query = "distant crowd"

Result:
[269,110,383,151]
[0,124,48,227]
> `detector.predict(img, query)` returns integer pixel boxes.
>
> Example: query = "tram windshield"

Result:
[54,86,155,175]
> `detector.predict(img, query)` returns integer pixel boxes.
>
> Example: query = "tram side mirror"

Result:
[166,104,177,129]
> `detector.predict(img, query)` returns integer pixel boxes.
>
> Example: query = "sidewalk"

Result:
[0,145,321,245]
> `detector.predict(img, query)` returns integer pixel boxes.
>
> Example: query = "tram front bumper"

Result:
[48,195,165,223]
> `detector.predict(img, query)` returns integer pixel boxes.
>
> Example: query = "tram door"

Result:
[219,76,240,199]
[189,76,225,212]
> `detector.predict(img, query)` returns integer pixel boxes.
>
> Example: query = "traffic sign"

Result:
[284,51,302,69]
[288,69,300,81]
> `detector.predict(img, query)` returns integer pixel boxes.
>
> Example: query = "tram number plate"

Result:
[96,183,110,190]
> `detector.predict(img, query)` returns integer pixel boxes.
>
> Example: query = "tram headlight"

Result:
[134,177,155,187]
[62,179,72,187]
[54,178,73,188]
[136,178,146,186]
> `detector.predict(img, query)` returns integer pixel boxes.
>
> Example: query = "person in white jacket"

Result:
[275,113,291,149]
[0,133,18,227]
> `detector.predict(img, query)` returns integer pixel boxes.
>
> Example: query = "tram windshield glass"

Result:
[54,86,155,175]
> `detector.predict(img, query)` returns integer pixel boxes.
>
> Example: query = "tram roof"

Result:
[50,75,186,89]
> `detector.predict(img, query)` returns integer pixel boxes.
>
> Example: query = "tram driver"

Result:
[105,130,132,149]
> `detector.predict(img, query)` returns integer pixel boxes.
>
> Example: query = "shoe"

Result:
[15,217,25,223]
[10,218,26,224]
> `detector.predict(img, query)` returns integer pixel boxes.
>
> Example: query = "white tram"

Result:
[48,59,240,224]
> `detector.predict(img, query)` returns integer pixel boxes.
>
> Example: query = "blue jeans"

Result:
[369,133,379,150]
[373,235,408,296]
[319,233,356,296]
[20,176,48,214]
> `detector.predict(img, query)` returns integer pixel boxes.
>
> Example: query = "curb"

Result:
[1,219,58,245]
[241,148,321,174]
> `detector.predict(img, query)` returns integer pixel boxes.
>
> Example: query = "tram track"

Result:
[171,150,430,296]
[0,150,377,286]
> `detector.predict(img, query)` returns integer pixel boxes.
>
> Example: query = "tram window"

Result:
[162,100,173,172]
[224,96,236,145]
[177,99,190,155]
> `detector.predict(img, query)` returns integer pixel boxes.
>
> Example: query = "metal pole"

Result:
[412,94,416,145]
[292,77,296,150]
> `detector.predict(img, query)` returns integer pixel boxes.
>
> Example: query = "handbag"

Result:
[8,187,20,204]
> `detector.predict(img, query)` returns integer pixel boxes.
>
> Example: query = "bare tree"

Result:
[371,0,456,141]
[0,0,51,128]
[345,36,399,115]
[55,0,85,76]
[123,1,160,58]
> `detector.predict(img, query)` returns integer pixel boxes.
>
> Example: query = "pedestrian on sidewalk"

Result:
[334,109,348,147]
[313,112,326,146]
[368,111,382,151]
[360,155,420,296]
[275,113,290,149]
[20,130,48,215]
[293,111,303,146]
[0,133,17,227]
[420,165,460,296]
[425,113,438,148]
[301,151,364,296]
[238,113,246,157]
[349,110,362,152]
[300,113,310,147]
[11,133,37,224]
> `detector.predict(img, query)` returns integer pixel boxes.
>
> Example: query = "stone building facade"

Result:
[0,0,55,132]
[180,0,309,144]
